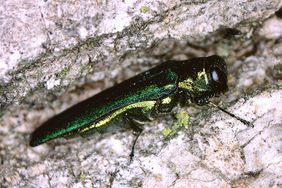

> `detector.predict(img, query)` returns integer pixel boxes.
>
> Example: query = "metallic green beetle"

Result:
[30,55,228,149]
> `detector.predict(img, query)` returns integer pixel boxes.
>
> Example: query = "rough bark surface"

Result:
[0,0,282,187]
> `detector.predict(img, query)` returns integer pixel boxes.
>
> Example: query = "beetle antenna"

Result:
[209,102,253,127]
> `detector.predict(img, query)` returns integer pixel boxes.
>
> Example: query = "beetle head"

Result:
[178,55,228,105]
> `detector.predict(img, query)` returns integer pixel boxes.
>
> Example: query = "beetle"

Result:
[30,55,229,157]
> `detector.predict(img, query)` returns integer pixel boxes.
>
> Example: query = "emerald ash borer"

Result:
[30,55,229,155]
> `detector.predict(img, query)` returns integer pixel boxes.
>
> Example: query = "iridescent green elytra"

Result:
[30,55,228,147]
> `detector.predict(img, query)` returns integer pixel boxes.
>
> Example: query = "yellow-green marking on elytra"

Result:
[81,101,156,133]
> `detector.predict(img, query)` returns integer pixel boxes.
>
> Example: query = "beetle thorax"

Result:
[178,68,210,94]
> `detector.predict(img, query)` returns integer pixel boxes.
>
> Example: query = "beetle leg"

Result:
[124,112,145,161]
[155,96,176,114]
[177,89,193,107]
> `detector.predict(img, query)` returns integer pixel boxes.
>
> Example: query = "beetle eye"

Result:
[211,70,219,82]
[210,67,226,84]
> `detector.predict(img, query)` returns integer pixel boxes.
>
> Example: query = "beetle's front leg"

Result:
[155,95,191,137]
[154,96,177,114]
